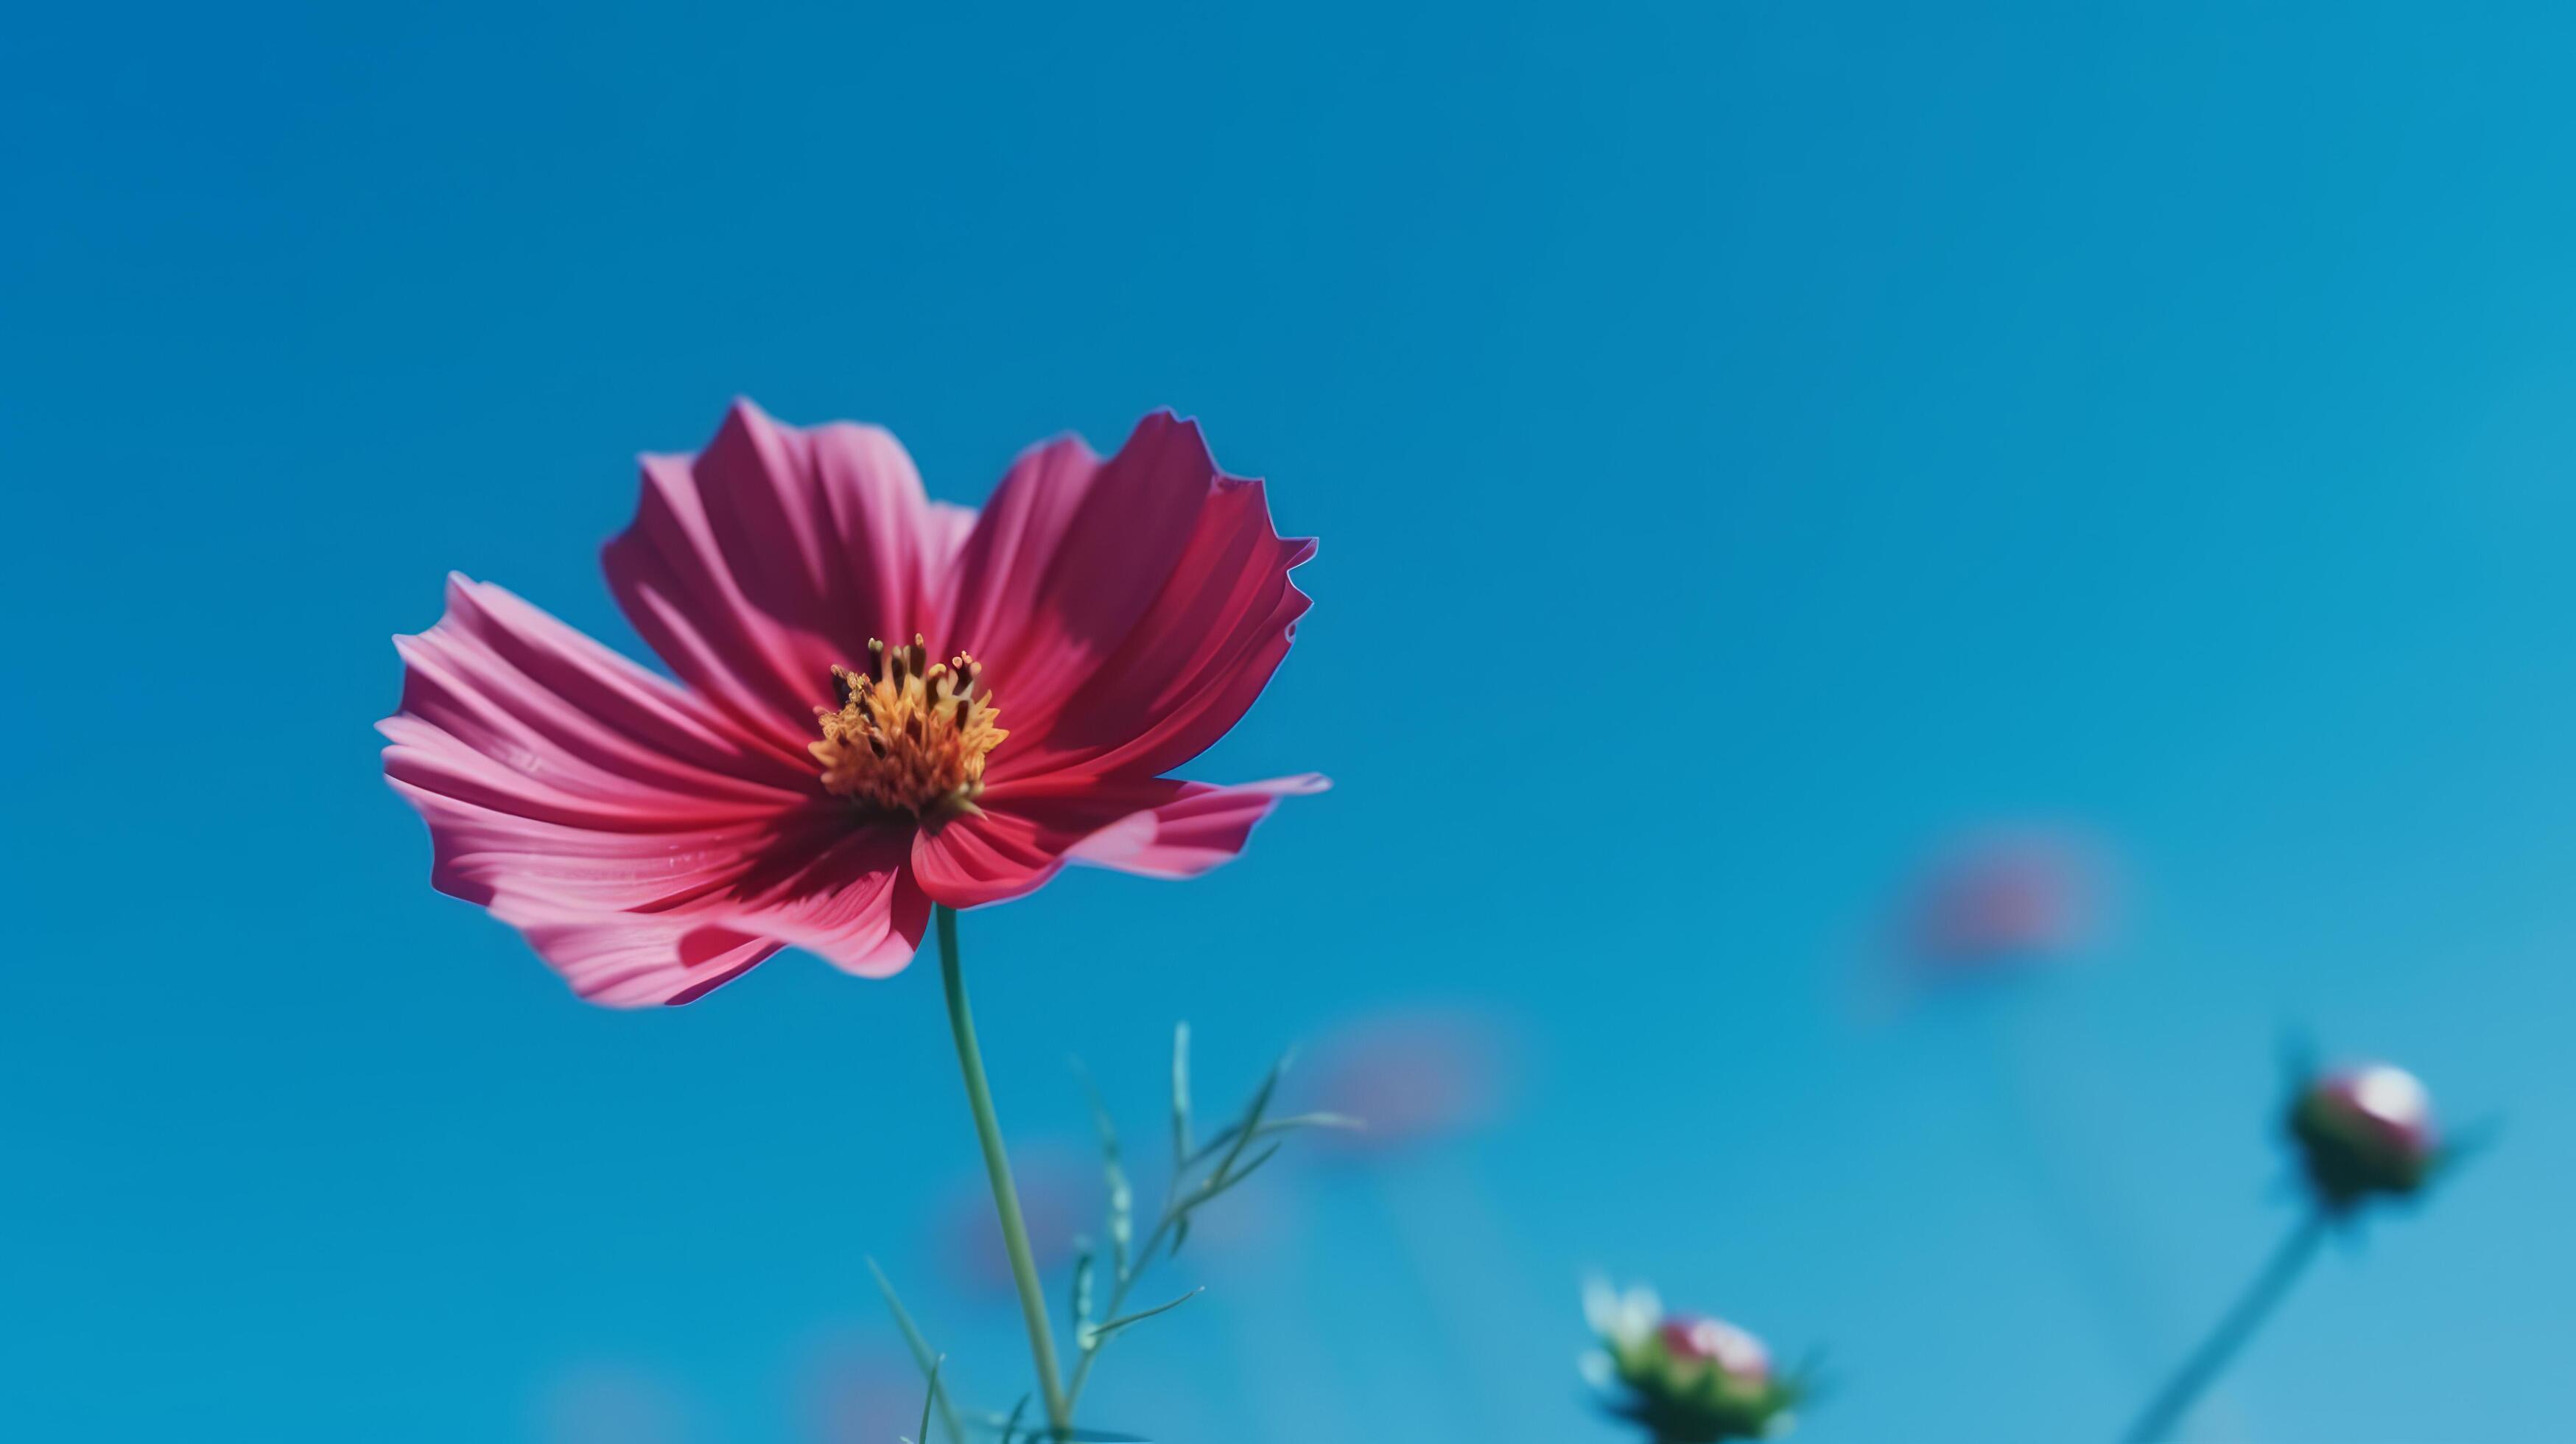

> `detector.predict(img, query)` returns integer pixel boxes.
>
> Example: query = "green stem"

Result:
[1061,1207,1180,1412]
[2119,1210,2331,1444]
[937,904,1073,1437]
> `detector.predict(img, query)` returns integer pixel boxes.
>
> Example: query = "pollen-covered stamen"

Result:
[810,633,1008,819]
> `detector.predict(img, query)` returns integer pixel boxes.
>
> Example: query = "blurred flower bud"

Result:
[1580,1278,1803,1443]
[2287,1062,2441,1209]
[1660,1317,1772,1383]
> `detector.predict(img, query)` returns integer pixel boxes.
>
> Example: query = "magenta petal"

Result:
[382,576,926,1003]
[1060,773,1330,878]
[986,473,1313,784]
[385,575,815,821]
[720,809,932,980]
[603,399,964,753]
[387,793,925,1003]
[908,773,1327,908]
[510,915,785,1007]
[942,412,1238,736]
[385,787,786,1006]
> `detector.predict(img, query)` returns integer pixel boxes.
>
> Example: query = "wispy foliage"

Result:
[868,1257,966,1444]
[1059,1025,1361,1413]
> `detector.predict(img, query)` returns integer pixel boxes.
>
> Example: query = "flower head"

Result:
[1898,827,2108,984]
[1581,1279,1804,1443]
[2288,1062,2443,1210]
[382,402,1323,1005]
[1305,1006,1512,1161]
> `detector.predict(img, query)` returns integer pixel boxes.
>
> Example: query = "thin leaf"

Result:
[1070,1244,1096,1334]
[1184,1112,1363,1167]
[1106,1171,1132,1273]
[1193,1140,1285,1208]
[1171,1022,1193,1178]
[1070,1057,1121,1157]
[961,1408,1149,1442]
[916,1356,943,1444]
[1170,1057,1298,1264]
[1078,1286,1204,1350]
[1209,1054,1287,1188]
[868,1257,966,1444]
[867,1258,940,1375]
[998,1394,1030,1444]
[1071,1059,1134,1277]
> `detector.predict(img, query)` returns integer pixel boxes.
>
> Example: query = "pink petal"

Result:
[986,472,1313,784]
[382,576,927,1004]
[720,807,933,980]
[385,575,815,821]
[1061,773,1331,878]
[602,399,964,754]
[941,412,1252,740]
[390,791,927,1003]
[909,774,1328,908]
[511,915,785,1008]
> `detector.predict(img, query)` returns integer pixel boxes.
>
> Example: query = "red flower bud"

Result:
[2314,1065,2437,1161]
[2288,1062,2441,1208]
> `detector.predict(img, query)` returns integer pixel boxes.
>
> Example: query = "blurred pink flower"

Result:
[1895,827,2111,982]
[1305,1007,1512,1158]
[382,402,1322,1005]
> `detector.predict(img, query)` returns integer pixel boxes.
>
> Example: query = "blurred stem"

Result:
[2119,1210,2331,1444]
[938,904,1073,1437]
[1060,1196,1182,1412]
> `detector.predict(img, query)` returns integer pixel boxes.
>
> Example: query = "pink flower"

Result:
[382,402,1323,1006]
[1582,1280,1805,1441]
[1898,827,2108,980]
[1305,1006,1512,1160]
[1659,1316,1772,1385]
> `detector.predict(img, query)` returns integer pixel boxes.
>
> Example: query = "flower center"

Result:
[810,634,1008,821]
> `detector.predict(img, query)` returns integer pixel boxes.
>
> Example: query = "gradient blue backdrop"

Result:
[8,4,2575,1440]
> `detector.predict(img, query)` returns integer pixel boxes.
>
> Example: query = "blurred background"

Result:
[6,4,2575,1440]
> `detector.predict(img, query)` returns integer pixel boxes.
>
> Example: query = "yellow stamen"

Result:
[810,633,1008,821]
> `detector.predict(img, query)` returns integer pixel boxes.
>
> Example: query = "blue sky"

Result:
[9,4,2576,1440]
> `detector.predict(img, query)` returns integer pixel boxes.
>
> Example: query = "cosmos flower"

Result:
[382,402,1322,1005]
[1581,1279,1805,1443]
[2287,1062,2446,1210]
